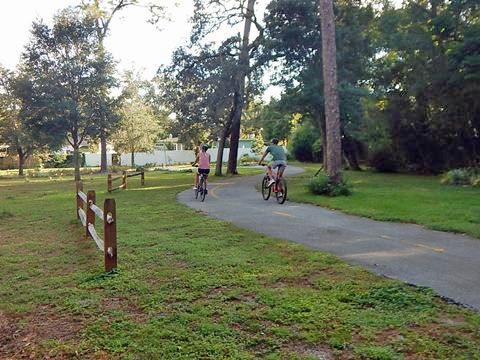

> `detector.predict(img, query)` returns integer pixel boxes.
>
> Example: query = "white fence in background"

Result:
[84,148,259,167]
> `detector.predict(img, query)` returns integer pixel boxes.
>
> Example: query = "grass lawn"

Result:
[287,163,480,239]
[1,169,480,359]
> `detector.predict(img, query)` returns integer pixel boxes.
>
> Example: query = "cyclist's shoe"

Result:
[267,179,275,187]
[193,187,197,190]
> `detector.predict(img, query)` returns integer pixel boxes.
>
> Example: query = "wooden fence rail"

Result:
[76,181,117,272]
[108,170,144,192]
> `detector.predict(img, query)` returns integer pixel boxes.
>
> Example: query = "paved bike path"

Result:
[177,166,480,310]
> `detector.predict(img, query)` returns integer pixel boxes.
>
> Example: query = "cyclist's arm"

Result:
[258,151,268,165]
[192,154,199,166]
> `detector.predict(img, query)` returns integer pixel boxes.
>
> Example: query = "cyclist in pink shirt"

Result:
[193,144,211,191]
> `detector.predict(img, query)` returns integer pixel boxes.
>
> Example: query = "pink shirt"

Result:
[198,151,210,169]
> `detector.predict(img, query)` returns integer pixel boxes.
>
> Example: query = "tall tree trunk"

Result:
[227,0,255,175]
[131,151,135,167]
[17,148,26,176]
[73,146,81,181]
[100,135,108,173]
[227,89,243,174]
[319,0,342,182]
[216,122,232,176]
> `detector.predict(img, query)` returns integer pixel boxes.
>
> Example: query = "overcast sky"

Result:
[0,0,400,99]
[0,0,194,78]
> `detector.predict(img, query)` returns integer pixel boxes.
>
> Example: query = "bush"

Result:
[441,168,479,186]
[239,154,258,165]
[368,147,400,173]
[308,173,352,196]
[143,162,157,169]
[43,153,86,168]
[312,139,323,162]
[288,124,319,162]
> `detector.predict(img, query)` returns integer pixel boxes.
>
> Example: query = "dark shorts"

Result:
[198,168,210,175]
[271,160,287,170]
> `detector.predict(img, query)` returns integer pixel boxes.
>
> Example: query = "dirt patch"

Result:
[0,305,82,358]
[265,268,343,289]
[102,297,148,323]
[282,341,335,359]
[375,328,404,344]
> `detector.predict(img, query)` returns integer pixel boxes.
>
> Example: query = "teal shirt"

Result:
[266,145,286,161]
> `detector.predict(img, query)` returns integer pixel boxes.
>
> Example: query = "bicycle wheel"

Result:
[276,178,287,204]
[262,176,271,200]
[200,177,207,202]
[196,176,203,200]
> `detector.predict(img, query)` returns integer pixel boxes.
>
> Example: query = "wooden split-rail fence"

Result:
[108,170,145,192]
[76,181,117,272]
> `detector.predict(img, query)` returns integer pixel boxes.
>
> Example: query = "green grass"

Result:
[288,163,480,239]
[1,169,480,359]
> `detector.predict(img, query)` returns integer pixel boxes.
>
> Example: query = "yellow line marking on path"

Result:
[272,211,296,218]
[415,243,445,253]
[208,182,234,199]
[210,186,219,199]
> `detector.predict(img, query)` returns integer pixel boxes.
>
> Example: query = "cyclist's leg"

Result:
[278,165,286,178]
[267,164,273,178]
[195,172,199,188]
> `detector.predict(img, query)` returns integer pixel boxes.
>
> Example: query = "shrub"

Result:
[43,153,86,168]
[368,147,400,173]
[142,162,157,169]
[473,177,480,188]
[308,173,352,196]
[240,154,258,165]
[312,139,323,162]
[441,168,479,186]
[288,124,319,162]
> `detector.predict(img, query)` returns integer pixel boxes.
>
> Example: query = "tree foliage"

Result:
[0,67,47,175]
[112,74,160,166]
[18,8,116,180]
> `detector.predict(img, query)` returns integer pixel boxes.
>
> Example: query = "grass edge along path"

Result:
[1,170,479,359]
[287,162,480,239]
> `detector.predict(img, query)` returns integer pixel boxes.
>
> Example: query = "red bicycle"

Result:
[261,164,287,204]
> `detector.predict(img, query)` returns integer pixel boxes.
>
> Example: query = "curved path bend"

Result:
[177,166,480,310]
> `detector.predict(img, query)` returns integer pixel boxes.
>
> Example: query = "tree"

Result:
[112,79,160,166]
[370,0,480,172]
[319,0,342,181]
[226,0,256,174]
[0,67,46,175]
[163,41,240,175]
[80,0,168,172]
[263,0,374,171]
[19,9,116,181]
[188,0,266,175]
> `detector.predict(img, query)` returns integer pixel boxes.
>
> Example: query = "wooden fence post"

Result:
[86,190,96,239]
[123,171,127,189]
[104,198,117,272]
[76,181,83,219]
[141,170,145,186]
[108,174,112,193]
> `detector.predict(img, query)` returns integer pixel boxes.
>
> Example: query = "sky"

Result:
[0,0,400,99]
[0,0,194,78]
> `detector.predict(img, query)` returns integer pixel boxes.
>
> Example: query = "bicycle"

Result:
[260,164,288,204]
[193,166,208,202]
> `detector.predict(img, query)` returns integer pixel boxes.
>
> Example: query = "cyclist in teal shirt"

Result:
[258,138,287,186]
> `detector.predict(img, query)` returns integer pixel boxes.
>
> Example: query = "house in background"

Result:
[211,138,257,150]
[155,134,185,151]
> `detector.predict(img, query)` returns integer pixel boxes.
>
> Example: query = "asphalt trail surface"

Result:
[177,166,480,310]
